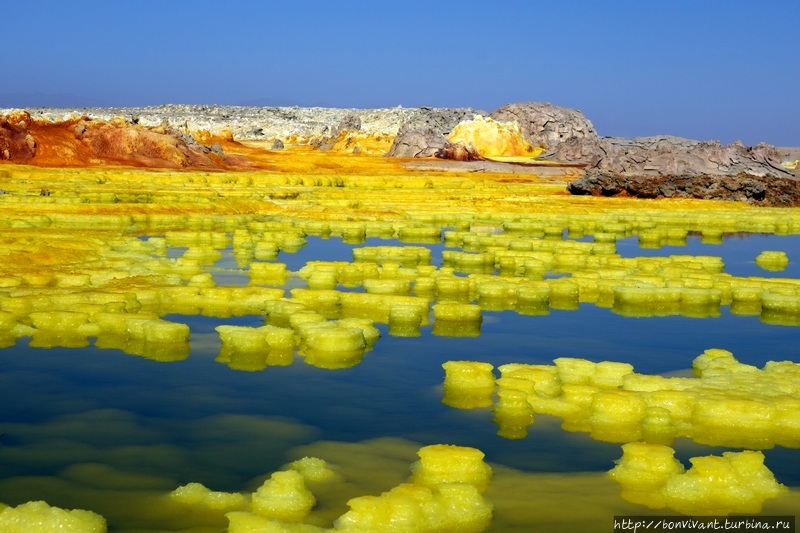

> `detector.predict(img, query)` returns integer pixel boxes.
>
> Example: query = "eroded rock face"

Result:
[317,113,363,151]
[0,111,36,161]
[0,111,244,169]
[593,136,793,178]
[489,102,793,179]
[385,126,451,158]
[19,104,480,143]
[397,107,481,135]
[73,118,227,168]
[490,102,598,156]
[568,171,800,206]
[435,142,485,162]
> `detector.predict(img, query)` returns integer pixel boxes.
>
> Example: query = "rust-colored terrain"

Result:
[0,111,263,170]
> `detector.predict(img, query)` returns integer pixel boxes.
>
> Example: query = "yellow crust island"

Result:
[165,444,493,532]
[609,443,785,515]
[442,351,798,515]
[0,501,107,533]
[444,349,800,449]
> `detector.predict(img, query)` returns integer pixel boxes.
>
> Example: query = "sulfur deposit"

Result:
[609,443,786,515]
[446,115,544,160]
[167,443,493,532]
[444,349,800,449]
[0,501,107,533]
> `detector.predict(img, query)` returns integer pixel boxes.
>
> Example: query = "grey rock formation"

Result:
[565,135,798,204]
[334,113,362,135]
[397,107,481,134]
[489,102,792,179]
[270,138,285,150]
[384,108,482,158]
[593,136,793,178]
[490,102,598,156]
[568,170,800,206]
[385,126,451,158]
[318,113,363,151]
[10,104,479,143]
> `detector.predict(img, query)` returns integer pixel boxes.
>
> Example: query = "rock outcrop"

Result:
[593,136,793,178]
[317,113,363,151]
[73,117,230,168]
[14,104,479,144]
[564,137,798,204]
[567,171,800,206]
[386,126,451,158]
[488,102,793,179]
[446,115,542,158]
[385,123,486,161]
[490,102,597,159]
[0,112,249,169]
[435,142,485,162]
[0,111,37,161]
[395,107,481,135]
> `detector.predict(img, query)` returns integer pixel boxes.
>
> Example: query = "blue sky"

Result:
[3,1,798,146]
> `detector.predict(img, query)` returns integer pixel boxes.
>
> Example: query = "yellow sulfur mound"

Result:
[432,302,482,322]
[607,442,686,508]
[0,500,107,533]
[335,482,492,533]
[755,250,789,272]
[609,443,786,515]
[164,443,494,531]
[293,318,380,369]
[252,470,316,523]
[446,115,543,159]
[335,443,493,532]
[410,444,493,494]
[169,482,247,510]
[442,361,496,409]
[227,511,326,532]
[662,451,786,516]
[288,457,338,482]
[442,361,495,390]
[445,349,800,449]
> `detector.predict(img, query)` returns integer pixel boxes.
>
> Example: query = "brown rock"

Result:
[568,170,800,206]
[435,143,485,162]
[0,112,252,169]
[75,119,226,168]
[0,112,36,161]
[385,126,451,158]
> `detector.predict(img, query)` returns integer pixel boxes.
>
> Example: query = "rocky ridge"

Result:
[3,102,798,204]
[8,104,479,143]
[567,171,800,207]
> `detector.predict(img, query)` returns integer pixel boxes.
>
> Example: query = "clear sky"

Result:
[3,1,798,146]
